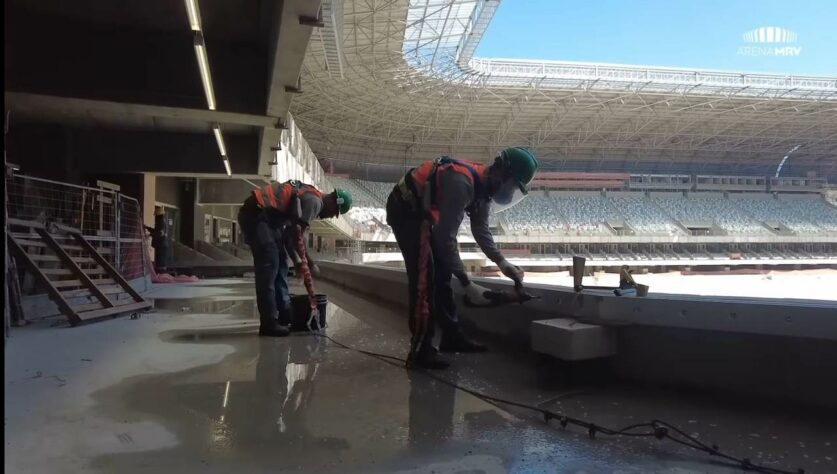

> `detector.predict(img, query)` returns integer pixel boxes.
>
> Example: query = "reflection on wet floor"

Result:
[153,297,257,321]
[84,280,836,474]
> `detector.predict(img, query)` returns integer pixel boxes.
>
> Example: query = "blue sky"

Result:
[475,0,837,76]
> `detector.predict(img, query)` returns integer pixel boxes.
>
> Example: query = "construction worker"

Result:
[386,147,539,369]
[238,180,352,337]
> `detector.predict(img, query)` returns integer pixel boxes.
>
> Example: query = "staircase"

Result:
[8,218,151,326]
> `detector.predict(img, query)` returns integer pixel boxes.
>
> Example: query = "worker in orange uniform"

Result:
[386,148,539,369]
[238,180,352,336]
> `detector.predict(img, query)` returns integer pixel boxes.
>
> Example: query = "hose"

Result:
[317,333,805,474]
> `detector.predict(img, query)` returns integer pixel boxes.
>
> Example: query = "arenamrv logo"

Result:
[738,26,801,57]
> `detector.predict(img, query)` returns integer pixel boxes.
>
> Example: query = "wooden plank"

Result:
[38,229,115,309]
[51,279,84,288]
[61,287,127,298]
[72,302,104,312]
[87,278,116,286]
[31,255,98,264]
[76,301,152,321]
[41,268,74,276]
[8,237,81,325]
[29,254,94,263]
[82,267,109,276]
[29,254,59,262]
[14,239,48,248]
[72,234,145,302]
[59,244,85,252]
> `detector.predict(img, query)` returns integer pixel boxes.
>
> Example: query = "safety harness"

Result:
[397,157,485,366]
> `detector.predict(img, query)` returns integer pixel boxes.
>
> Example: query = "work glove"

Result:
[307,307,321,331]
[498,258,524,282]
[464,282,494,307]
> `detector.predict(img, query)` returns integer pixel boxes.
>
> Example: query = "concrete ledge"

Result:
[319,261,837,342]
[531,318,617,361]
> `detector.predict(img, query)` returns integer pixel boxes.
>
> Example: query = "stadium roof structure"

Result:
[291,0,837,180]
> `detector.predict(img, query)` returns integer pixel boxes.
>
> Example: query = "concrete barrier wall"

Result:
[319,261,837,407]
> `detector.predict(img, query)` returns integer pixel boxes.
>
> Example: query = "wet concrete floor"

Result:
[5,278,836,473]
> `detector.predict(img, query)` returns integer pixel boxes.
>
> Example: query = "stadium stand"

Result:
[653,194,771,235]
[503,193,563,234]
[730,195,833,234]
[608,193,685,235]
[551,193,621,235]
[607,194,686,235]
[776,196,837,232]
[327,177,837,240]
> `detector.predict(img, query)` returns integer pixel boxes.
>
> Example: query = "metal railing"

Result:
[5,171,148,283]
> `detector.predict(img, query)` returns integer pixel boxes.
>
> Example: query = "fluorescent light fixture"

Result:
[222,381,230,408]
[193,32,216,110]
[222,156,232,176]
[184,0,202,31]
[212,125,227,156]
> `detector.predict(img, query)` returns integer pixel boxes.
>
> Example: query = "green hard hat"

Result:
[500,147,539,187]
[334,188,352,215]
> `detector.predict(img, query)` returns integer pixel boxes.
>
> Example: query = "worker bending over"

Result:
[238,180,352,336]
[386,147,539,369]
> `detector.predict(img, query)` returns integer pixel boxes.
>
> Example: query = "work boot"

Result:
[439,333,487,353]
[259,325,290,337]
[411,346,450,370]
[277,304,293,328]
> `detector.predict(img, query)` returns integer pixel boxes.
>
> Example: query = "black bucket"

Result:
[290,294,327,331]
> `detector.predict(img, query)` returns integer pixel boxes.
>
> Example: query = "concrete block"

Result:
[531,318,617,361]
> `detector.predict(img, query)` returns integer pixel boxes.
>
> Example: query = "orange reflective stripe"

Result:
[253,189,266,207]
[264,184,278,208]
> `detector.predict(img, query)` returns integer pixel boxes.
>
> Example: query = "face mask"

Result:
[491,177,528,213]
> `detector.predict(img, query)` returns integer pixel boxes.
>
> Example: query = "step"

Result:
[81,268,109,276]
[72,302,105,312]
[30,254,97,264]
[88,278,116,286]
[59,244,85,252]
[10,232,74,240]
[13,238,47,248]
[77,301,152,321]
[41,268,74,276]
[60,287,128,298]
[51,279,84,288]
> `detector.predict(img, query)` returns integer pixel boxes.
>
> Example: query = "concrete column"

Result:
[142,173,156,228]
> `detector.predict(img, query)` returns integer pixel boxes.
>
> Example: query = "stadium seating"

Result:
[503,194,563,234]
[776,198,837,232]
[608,196,686,235]
[552,195,621,234]
[731,197,827,233]
[653,195,770,235]
[327,177,837,239]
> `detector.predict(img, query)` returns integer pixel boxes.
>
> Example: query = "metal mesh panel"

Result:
[6,171,148,283]
[5,174,116,235]
[118,196,146,280]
